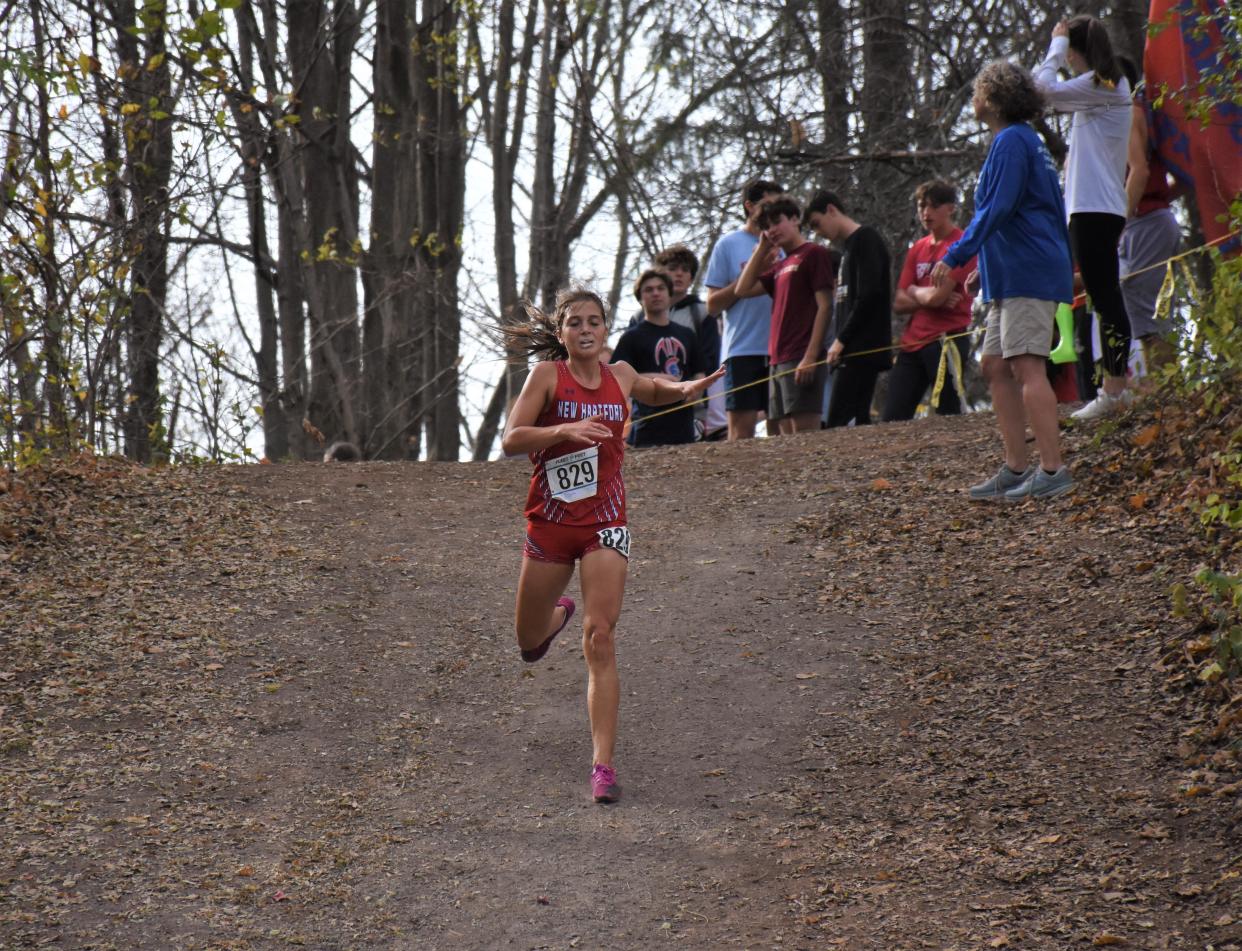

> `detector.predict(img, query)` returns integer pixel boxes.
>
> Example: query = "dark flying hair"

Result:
[502,286,608,361]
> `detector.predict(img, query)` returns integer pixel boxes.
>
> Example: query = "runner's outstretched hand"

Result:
[680,364,726,399]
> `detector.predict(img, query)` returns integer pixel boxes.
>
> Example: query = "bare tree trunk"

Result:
[366,0,421,460]
[525,0,573,305]
[474,0,578,461]
[859,0,912,217]
[816,0,851,152]
[0,102,39,454]
[30,0,70,451]
[607,203,630,320]
[233,12,288,460]
[238,0,316,459]
[87,4,128,451]
[111,0,173,462]
[419,0,465,462]
[288,0,362,449]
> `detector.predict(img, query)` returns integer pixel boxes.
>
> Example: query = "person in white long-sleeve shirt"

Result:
[1034,16,1134,421]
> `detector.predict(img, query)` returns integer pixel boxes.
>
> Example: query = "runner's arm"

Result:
[615,360,725,406]
[501,362,611,455]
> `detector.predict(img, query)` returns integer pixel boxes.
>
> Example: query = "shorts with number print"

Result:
[524,518,630,565]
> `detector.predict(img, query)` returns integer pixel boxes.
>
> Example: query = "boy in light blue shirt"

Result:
[704,178,782,440]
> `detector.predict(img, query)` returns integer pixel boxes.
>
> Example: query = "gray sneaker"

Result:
[969,464,1034,500]
[1004,465,1074,500]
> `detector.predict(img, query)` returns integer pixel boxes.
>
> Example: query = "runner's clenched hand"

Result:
[558,415,611,446]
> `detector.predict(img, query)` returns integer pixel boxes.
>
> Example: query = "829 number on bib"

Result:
[596,526,631,558]
[545,445,599,503]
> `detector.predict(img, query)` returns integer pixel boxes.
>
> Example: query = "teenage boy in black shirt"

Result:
[611,269,705,447]
[806,190,893,427]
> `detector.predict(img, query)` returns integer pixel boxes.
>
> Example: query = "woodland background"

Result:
[0,0,1160,463]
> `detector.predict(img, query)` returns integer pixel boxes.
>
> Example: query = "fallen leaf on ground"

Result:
[1092,933,1126,946]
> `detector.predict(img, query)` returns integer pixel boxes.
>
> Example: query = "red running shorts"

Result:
[524,520,631,564]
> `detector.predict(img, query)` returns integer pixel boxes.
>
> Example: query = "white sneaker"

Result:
[1071,389,1132,421]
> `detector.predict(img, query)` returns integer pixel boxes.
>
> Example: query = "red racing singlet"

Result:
[525,361,629,526]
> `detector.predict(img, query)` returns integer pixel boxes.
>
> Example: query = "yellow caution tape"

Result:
[1153,260,1177,325]
[633,229,1238,425]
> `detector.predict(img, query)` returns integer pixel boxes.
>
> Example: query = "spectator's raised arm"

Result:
[733,233,778,300]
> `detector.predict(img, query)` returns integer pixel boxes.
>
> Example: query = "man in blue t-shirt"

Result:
[704,177,783,440]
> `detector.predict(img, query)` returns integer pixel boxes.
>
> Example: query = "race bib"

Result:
[546,445,598,503]
[597,526,631,558]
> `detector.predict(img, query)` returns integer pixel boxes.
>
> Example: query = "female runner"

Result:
[501,286,723,803]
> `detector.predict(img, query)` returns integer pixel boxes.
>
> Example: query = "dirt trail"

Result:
[3,414,1240,950]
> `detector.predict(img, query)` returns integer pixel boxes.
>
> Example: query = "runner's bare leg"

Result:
[578,547,627,766]
[514,557,574,652]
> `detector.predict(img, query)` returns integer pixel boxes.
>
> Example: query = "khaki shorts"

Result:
[769,360,828,421]
[981,298,1056,359]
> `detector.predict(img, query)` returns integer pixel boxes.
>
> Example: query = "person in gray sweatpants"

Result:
[1119,57,1183,373]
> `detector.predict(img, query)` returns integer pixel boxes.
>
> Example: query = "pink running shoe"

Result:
[521,596,575,663]
[591,763,621,804]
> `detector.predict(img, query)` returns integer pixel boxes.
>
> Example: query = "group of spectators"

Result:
[608,181,920,448]
[609,180,970,448]
[606,13,1182,503]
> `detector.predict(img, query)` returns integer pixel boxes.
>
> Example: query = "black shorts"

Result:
[724,355,768,412]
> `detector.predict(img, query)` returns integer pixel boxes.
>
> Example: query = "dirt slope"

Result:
[2,413,1240,950]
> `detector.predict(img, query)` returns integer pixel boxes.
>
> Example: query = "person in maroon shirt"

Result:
[732,195,835,434]
[1119,56,1182,375]
[883,180,978,421]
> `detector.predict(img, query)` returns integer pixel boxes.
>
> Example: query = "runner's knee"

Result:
[582,614,615,659]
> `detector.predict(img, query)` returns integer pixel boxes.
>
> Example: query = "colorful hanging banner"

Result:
[1144,0,1242,255]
